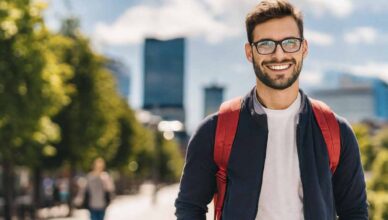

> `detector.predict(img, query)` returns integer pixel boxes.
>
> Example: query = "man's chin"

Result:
[254,64,300,90]
[267,84,294,90]
[259,77,297,90]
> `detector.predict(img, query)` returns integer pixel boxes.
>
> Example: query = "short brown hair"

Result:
[245,0,303,43]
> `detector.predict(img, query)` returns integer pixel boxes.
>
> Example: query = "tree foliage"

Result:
[46,31,123,169]
[369,150,388,191]
[0,3,185,218]
[157,133,184,183]
[368,191,388,220]
[0,0,70,164]
[108,103,155,177]
[0,1,71,218]
[353,123,377,171]
[374,127,388,150]
[355,125,388,220]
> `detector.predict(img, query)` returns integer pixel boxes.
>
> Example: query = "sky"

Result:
[44,0,388,133]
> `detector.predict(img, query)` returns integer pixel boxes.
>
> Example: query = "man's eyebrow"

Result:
[253,36,300,43]
[254,38,273,42]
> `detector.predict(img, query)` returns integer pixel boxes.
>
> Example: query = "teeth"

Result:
[268,64,290,70]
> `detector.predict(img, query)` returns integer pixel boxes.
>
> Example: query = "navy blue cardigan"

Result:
[175,89,368,220]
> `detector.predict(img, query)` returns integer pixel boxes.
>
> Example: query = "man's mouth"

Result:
[266,63,292,71]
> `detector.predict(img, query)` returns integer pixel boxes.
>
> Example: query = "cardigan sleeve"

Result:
[332,117,368,220]
[175,114,218,220]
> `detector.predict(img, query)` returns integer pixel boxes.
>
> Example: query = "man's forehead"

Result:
[252,16,300,41]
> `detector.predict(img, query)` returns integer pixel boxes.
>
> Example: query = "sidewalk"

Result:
[51,183,213,220]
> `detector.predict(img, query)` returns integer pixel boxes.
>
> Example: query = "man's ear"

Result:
[302,39,309,58]
[245,42,253,63]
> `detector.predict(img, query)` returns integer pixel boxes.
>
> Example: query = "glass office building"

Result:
[143,38,185,123]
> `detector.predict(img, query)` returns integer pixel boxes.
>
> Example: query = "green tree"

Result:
[45,20,122,169]
[368,190,388,220]
[109,103,155,175]
[108,106,157,193]
[369,150,388,192]
[367,128,388,220]
[43,19,125,215]
[368,127,388,192]
[374,127,388,150]
[0,1,70,219]
[158,134,184,183]
[353,123,377,171]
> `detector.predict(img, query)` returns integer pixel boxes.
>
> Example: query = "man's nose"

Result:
[271,44,286,60]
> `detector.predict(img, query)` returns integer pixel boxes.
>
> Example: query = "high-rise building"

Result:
[143,38,185,124]
[204,85,224,118]
[106,59,131,101]
[310,73,388,122]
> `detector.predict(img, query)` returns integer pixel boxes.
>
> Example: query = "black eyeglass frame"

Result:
[251,37,304,55]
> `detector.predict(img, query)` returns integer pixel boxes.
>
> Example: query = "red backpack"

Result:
[213,97,341,220]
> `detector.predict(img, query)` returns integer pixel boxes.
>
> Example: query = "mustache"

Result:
[262,58,296,65]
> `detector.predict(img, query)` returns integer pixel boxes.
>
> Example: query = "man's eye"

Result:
[258,41,274,47]
[283,39,298,47]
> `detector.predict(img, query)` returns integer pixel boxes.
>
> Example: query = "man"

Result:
[175,0,368,220]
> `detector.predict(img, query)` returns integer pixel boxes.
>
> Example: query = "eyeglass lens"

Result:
[255,38,302,54]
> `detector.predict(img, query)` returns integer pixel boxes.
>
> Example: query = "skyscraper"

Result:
[143,38,185,124]
[204,85,224,118]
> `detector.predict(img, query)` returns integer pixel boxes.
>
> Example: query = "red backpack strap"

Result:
[213,97,242,220]
[310,99,341,174]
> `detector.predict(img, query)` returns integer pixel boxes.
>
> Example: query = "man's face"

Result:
[245,16,308,90]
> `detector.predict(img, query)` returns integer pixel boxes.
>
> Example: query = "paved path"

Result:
[52,183,213,220]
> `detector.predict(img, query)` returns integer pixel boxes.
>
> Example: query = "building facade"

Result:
[310,73,388,122]
[204,85,224,118]
[143,38,185,124]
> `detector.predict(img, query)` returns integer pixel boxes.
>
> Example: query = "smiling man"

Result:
[175,1,368,220]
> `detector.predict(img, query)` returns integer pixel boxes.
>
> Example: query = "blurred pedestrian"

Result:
[83,157,115,220]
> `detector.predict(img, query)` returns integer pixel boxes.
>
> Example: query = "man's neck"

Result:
[255,80,300,110]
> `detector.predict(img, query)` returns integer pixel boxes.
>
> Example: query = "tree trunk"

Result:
[66,164,76,217]
[32,167,42,220]
[2,160,15,220]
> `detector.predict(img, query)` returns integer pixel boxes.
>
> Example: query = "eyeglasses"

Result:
[251,37,303,55]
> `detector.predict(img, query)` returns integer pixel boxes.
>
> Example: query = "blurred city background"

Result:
[0,0,388,219]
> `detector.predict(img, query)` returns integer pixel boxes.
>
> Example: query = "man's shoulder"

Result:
[333,113,350,127]
[306,96,354,136]
[192,112,218,138]
[333,113,356,141]
[320,105,357,147]
[307,96,349,126]
[193,89,253,137]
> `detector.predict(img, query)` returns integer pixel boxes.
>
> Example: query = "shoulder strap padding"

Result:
[310,98,341,174]
[213,97,242,220]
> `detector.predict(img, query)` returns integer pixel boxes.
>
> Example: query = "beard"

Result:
[253,57,303,90]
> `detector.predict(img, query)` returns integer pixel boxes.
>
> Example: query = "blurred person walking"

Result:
[83,158,115,220]
[175,0,368,219]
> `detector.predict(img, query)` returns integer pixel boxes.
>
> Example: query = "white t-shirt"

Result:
[254,92,304,220]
